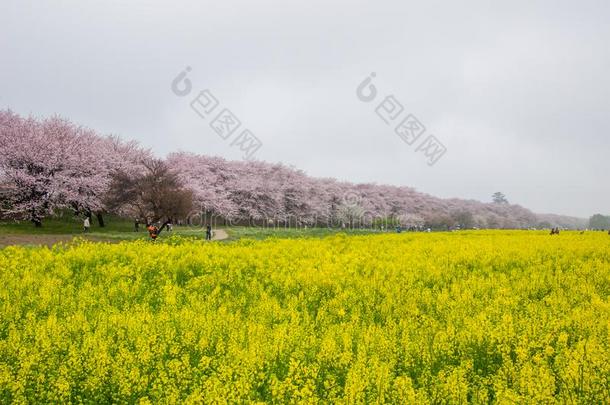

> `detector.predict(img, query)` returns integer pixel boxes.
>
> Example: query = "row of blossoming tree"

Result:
[0,110,582,229]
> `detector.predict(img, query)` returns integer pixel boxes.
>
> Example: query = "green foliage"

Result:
[226,226,379,240]
[492,192,509,204]
[589,214,610,230]
[0,213,134,235]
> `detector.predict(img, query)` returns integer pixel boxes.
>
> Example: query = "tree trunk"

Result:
[96,212,105,227]
[157,220,171,236]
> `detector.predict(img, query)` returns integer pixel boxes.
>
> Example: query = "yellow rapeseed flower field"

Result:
[0,231,609,403]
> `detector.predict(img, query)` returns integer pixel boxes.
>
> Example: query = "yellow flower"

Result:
[0,230,608,402]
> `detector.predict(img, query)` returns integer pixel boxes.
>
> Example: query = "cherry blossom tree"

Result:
[0,111,102,226]
[167,153,239,225]
[0,110,148,227]
[105,158,193,233]
[0,110,584,230]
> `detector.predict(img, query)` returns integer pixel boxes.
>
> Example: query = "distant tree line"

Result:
[0,110,588,230]
[589,214,610,230]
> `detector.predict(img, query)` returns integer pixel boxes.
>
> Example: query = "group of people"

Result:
[83,217,608,240]
[141,221,213,242]
[82,216,214,242]
[549,227,609,235]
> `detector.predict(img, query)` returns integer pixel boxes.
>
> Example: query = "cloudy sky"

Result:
[1,0,609,217]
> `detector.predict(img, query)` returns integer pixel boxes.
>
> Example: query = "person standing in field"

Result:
[83,217,90,233]
[134,218,140,232]
[147,224,159,241]
[206,225,212,241]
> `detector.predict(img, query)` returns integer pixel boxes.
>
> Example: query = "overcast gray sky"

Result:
[1,0,609,217]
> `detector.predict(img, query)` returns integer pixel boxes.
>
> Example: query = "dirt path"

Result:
[212,229,229,241]
[0,228,230,248]
[0,234,114,248]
